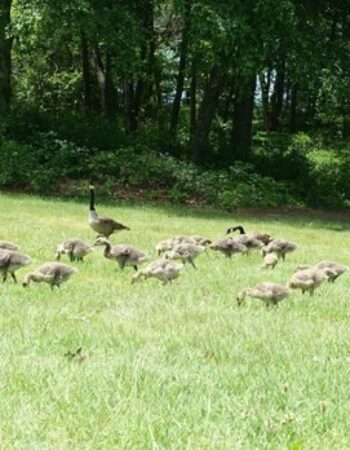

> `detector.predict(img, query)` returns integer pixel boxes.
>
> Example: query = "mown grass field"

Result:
[1,192,350,449]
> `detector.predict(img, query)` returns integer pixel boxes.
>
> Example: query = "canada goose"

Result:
[209,238,247,258]
[23,262,77,289]
[165,243,206,268]
[288,267,336,296]
[55,238,93,262]
[296,261,348,283]
[94,237,148,270]
[88,185,130,238]
[0,240,19,251]
[132,260,184,285]
[261,238,297,261]
[261,252,279,269]
[226,226,271,246]
[0,249,32,283]
[237,282,290,306]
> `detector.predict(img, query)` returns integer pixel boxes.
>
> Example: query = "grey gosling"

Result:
[155,235,211,255]
[226,225,271,246]
[296,261,348,283]
[132,260,184,285]
[165,242,206,268]
[288,267,336,296]
[89,185,129,238]
[261,252,279,269]
[237,282,290,306]
[0,240,19,251]
[209,238,248,258]
[23,262,77,289]
[94,237,148,270]
[0,249,32,283]
[55,238,93,262]
[261,238,297,261]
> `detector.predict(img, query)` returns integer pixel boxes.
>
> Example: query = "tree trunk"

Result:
[230,74,256,161]
[170,0,192,137]
[189,60,197,145]
[259,67,271,129]
[123,78,137,132]
[94,45,117,119]
[192,67,224,164]
[289,83,298,133]
[269,59,285,131]
[81,31,92,108]
[0,0,12,111]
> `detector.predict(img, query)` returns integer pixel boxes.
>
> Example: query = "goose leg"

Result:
[188,257,196,269]
[133,265,138,271]
[10,272,17,283]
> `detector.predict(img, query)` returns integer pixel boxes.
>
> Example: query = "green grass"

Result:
[1,192,350,449]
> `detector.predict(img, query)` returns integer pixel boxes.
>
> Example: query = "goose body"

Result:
[89,185,129,238]
[94,237,148,270]
[296,261,347,283]
[0,240,19,251]
[132,260,184,284]
[0,249,32,283]
[261,238,297,261]
[165,243,206,268]
[288,267,335,296]
[23,262,77,289]
[209,238,248,258]
[155,235,211,255]
[55,238,93,262]
[237,282,290,306]
[226,226,271,246]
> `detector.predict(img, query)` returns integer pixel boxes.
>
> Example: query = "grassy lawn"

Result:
[1,192,350,449]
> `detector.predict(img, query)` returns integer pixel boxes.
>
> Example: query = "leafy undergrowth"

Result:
[1,192,350,448]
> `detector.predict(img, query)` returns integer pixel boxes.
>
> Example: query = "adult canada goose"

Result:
[261,252,279,269]
[209,238,247,258]
[55,238,93,262]
[94,237,148,270]
[88,185,130,238]
[23,262,77,289]
[226,226,271,246]
[0,249,32,283]
[132,260,184,285]
[0,240,19,251]
[165,243,206,268]
[296,261,348,283]
[261,238,297,261]
[288,267,336,296]
[237,282,290,306]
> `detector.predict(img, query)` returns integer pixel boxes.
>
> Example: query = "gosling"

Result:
[132,260,184,285]
[209,238,248,258]
[288,267,336,296]
[55,238,93,262]
[94,237,148,270]
[0,240,19,251]
[23,262,77,289]
[261,238,297,261]
[261,252,279,269]
[165,243,206,269]
[296,261,347,283]
[0,249,32,283]
[237,282,290,306]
